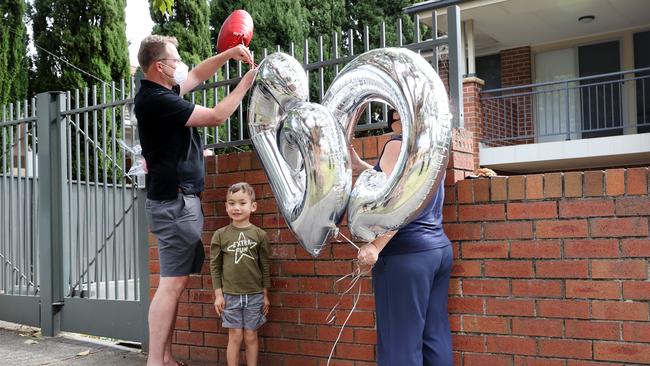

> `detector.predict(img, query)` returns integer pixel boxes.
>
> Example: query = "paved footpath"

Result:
[0,321,147,366]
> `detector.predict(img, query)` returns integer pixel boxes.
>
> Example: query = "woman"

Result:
[349,109,453,366]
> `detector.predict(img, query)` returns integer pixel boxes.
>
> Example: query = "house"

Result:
[406,0,650,173]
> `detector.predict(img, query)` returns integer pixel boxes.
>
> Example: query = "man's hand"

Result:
[214,289,225,317]
[357,243,380,266]
[226,44,254,65]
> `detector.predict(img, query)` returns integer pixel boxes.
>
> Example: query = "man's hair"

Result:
[227,182,256,202]
[137,35,178,73]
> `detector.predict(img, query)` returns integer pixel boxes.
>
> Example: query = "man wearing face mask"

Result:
[134,34,256,366]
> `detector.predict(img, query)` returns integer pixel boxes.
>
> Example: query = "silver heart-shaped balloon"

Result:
[248,48,451,256]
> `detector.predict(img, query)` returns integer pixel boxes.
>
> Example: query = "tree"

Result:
[210,0,308,62]
[0,0,29,105]
[32,0,130,94]
[150,0,212,68]
[32,0,131,182]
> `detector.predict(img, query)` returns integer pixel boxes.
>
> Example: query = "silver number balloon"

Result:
[323,47,452,242]
[248,48,451,255]
[248,53,352,257]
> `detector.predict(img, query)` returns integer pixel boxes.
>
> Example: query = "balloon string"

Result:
[326,258,371,365]
[337,231,360,251]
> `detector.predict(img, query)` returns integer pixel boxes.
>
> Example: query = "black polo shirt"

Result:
[134,80,205,200]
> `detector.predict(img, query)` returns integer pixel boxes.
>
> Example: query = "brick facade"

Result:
[149,132,650,365]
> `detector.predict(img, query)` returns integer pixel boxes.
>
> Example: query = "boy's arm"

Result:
[259,230,271,289]
[209,230,224,291]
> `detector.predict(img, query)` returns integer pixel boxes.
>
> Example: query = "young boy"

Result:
[210,182,270,366]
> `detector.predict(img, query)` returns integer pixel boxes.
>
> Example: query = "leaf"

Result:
[77,350,91,356]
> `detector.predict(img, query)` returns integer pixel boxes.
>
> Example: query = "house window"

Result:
[476,54,501,90]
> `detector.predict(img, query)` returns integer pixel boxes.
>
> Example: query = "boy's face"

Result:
[226,190,257,224]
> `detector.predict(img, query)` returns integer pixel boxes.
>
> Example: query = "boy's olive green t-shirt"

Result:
[210,224,270,295]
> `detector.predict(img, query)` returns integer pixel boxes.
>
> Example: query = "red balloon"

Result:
[217,10,254,53]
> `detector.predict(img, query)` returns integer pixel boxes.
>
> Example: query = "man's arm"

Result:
[180,45,254,96]
[184,67,257,127]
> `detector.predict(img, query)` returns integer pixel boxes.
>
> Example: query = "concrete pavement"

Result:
[0,321,147,366]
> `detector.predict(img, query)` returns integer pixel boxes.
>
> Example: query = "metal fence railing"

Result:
[480,67,650,146]
[189,6,463,150]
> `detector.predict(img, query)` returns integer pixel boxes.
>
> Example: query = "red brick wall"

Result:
[449,167,650,366]
[149,133,650,365]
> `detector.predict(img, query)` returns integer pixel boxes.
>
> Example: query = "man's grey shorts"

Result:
[222,293,267,330]
[146,193,205,277]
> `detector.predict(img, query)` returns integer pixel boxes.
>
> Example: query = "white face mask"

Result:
[161,61,188,85]
[172,62,189,85]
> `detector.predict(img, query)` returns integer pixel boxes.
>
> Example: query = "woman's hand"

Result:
[357,243,380,266]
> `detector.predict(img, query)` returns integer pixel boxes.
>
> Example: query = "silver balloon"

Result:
[248,48,451,255]
[322,47,451,242]
[248,52,351,257]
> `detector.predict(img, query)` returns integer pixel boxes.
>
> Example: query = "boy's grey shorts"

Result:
[146,193,205,277]
[222,293,267,330]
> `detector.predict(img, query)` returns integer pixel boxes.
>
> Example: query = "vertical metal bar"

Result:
[37,91,68,337]
[93,85,100,298]
[65,92,73,295]
[447,5,464,128]
[318,36,325,101]
[238,62,243,141]
[136,188,150,346]
[130,76,139,300]
[348,29,354,56]
[289,43,294,58]
[121,79,128,301]
[432,11,439,72]
[31,97,38,293]
[84,87,91,295]
[8,104,14,294]
[333,32,339,75]
[332,32,339,75]
[225,60,231,142]
[304,39,309,102]
[1,105,5,293]
[75,89,82,295]
[397,18,403,47]
[111,82,118,300]
[16,102,23,295]
[22,101,29,293]
[364,26,372,125]
[565,82,571,140]
[102,84,108,298]
[415,14,421,46]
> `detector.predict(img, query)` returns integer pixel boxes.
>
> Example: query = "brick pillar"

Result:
[446,128,475,186]
[500,46,534,143]
[463,77,484,170]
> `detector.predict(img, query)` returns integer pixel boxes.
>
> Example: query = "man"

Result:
[134,34,256,366]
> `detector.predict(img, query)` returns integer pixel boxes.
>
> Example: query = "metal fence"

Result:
[481,67,650,146]
[188,6,463,150]
[0,88,149,344]
[0,4,463,344]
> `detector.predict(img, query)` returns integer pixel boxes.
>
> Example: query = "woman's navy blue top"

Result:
[373,136,451,256]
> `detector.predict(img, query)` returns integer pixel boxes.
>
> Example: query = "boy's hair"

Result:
[137,34,178,73]
[227,182,256,201]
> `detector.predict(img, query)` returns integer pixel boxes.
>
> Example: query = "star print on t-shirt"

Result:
[226,232,258,264]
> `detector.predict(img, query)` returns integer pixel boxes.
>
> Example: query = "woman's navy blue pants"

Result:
[372,245,453,366]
